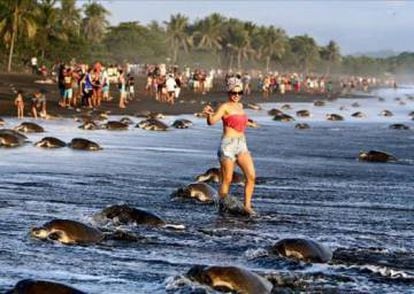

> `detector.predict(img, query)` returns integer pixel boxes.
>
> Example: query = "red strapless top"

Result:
[222,114,248,133]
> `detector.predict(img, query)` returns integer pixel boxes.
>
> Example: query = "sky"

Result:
[89,0,414,55]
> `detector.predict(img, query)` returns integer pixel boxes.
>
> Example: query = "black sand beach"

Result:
[0,72,372,118]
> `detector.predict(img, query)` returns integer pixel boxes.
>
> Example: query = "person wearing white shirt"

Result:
[31,57,38,74]
[165,74,177,105]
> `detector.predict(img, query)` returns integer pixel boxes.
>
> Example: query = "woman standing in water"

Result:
[203,79,256,216]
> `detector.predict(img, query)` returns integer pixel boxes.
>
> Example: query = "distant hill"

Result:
[351,50,400,58]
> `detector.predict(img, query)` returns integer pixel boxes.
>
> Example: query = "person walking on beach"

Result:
[127,75,135,101]
[202,78,256,216]
[62,68,73,107]
[242,72,251,95]
[82,68,94,108]
[14,90,25,119]
[118,70,127,108]
[174,73,182,99]
[101,67,110,102]
[165,74,177,105]
[57,63,66,106]
[30,56,38,75]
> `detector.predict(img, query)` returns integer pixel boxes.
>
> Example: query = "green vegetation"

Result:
[0,0,412,76]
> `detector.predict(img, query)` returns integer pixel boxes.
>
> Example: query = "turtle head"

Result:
[170,186,190,198]
[34,140,45,148]
[30,227,49,239]
[195,173,211,182]
[187,265,210,284]
[195,168,219,183]
[358,151,368,160]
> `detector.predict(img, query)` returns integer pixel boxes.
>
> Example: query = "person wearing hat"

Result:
[202,78,256,216]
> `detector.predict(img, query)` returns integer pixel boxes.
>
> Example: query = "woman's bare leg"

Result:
[219,158,234,198]
[236,152,256,214]
[119,92,126,108]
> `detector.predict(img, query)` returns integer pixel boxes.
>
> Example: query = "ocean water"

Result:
[0,88,413,293]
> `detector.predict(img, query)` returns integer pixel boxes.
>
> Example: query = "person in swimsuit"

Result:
[14,90,25,119]
[203,78,256,216]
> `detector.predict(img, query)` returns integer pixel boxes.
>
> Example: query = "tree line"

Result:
[1,0,413,77]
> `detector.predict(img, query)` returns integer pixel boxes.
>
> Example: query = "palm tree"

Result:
[148,20,164,34]
[59,0,82,37]
[35,0,67,59]
[0,0,37,72]
[224,19,256,70]
[164,13,192,64]
[320,40,341,75]
[289,35,320,75]
[241,21,258,68]
[257,26,287,72]
[193,13,225,66]
[82,1,109,44]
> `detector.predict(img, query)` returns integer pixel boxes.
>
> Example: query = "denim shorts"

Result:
[63,88,73,99]
[217,136,249,161]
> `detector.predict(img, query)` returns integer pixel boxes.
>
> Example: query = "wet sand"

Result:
[0,72,372,118]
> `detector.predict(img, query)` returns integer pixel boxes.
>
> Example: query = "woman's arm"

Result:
[247,118,260,128]
[203,103,226,125]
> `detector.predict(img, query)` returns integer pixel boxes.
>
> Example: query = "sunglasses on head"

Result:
[229,91,243,96]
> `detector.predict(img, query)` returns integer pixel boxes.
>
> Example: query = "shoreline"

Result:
[0,72,377,119]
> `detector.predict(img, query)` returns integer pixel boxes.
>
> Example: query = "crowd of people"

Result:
[54,62,136,109]
[339,76,387,93]
[13,57,398,120]
[13,60,139,119]
[144,65,217,104]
